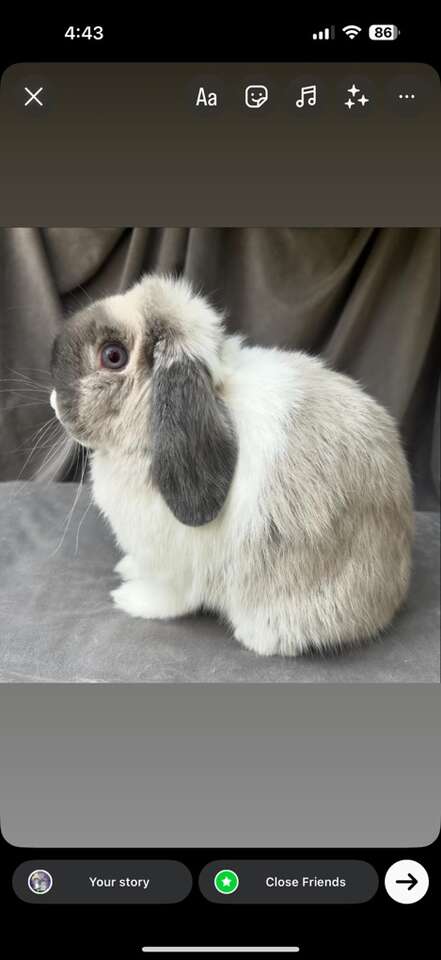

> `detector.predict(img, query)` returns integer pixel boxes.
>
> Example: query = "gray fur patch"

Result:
[50,304,135,443]
[50,304,112,424]
[150,357,238,526]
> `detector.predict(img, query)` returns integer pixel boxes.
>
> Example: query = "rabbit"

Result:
[50,274,414,657]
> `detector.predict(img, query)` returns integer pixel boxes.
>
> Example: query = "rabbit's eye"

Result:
[100,342,129,370]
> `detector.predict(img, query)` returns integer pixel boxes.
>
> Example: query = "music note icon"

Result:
[296,84,317,108]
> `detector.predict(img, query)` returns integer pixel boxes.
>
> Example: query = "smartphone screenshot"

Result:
[0,17,439,958]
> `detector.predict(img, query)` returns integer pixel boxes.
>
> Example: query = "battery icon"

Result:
[369,24,399,40]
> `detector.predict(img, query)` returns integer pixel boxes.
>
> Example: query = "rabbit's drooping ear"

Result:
[150,353,238,526]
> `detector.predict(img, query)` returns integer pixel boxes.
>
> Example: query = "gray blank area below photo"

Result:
[0,482,439,684]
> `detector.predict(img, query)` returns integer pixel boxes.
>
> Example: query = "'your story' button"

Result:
[13,860,192,904]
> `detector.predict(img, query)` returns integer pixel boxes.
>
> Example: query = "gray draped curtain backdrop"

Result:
[0,227,439,508]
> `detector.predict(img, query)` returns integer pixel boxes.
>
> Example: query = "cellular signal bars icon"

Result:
[312,26,335,40]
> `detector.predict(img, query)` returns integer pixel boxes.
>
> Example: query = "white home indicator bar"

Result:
[141,950,300,954]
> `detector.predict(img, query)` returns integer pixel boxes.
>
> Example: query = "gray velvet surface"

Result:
[0,482,439,683]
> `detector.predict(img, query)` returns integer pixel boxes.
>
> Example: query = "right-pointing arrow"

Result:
[396,873,418,891]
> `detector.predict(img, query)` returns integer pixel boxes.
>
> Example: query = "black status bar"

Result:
[0,17,440,69]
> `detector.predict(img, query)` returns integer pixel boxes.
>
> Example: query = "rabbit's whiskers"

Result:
[50,446,90,558]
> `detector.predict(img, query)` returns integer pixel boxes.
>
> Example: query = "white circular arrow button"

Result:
[385,860,429,904]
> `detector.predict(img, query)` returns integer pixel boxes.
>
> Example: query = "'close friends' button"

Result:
[199,861,378,904]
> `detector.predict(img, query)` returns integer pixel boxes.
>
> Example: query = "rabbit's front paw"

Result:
[111,579,193,621]
[233,618,281,657]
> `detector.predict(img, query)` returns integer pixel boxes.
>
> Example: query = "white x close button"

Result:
[24,86,44,107]
[384,860,429,904]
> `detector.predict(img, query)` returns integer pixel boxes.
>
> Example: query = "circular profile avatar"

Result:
[27,869,53,895]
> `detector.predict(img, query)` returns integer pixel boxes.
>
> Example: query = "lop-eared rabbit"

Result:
[51,275,413,656]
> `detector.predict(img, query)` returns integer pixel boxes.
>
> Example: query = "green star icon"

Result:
[214,868,240,895]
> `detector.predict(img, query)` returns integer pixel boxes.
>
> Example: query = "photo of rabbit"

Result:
[0,227,439,682]
[50,273,413,657]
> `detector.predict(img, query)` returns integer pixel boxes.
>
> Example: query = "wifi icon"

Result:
[342,24,362,39]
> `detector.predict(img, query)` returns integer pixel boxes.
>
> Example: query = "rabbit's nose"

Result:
[50,389,59,416]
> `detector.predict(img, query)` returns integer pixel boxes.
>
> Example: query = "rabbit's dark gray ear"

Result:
[150,353,238,526]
